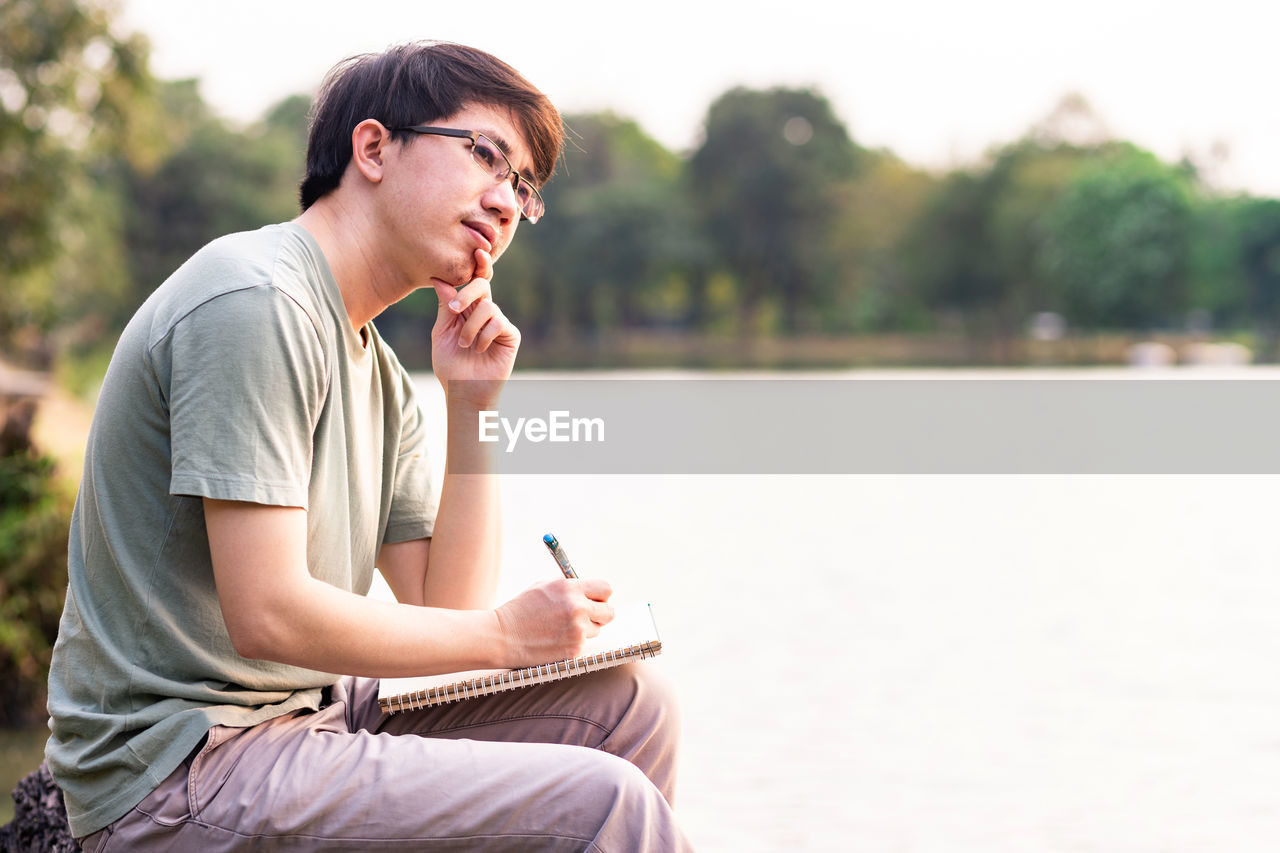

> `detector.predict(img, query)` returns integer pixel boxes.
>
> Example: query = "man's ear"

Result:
[351,119,392,184]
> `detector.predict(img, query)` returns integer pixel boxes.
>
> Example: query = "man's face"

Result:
[379,102,536,290]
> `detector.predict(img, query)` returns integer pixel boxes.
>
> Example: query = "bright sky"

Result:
[119,0,1279,197]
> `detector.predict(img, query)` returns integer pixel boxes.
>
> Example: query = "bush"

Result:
[0,420,71,726]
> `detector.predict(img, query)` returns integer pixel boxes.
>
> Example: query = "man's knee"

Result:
[579,747,655,798]
[588,663,680,743]
[570,749,687,850]
[626,663,682,740]
[592,664,683,804]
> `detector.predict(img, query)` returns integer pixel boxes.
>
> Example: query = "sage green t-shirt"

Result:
[45,223,437,838]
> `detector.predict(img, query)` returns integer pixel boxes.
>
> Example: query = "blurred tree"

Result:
[258,92,311,173]
[535,112,692,337]
[119,83,305,326]
[1038,146,1195,328]
[827,149,934,332]
[901,137,1102,348]
[520,113,680,335]
[893,95,1218,351]
[0,0,155,362]
[899,167,996,330]
[1186,194,1250,330]
[1235,197,1280,358]
[1025,91,1112,149]
[0,0,154,720]
[0,439,71,725]
[688,87,863,335]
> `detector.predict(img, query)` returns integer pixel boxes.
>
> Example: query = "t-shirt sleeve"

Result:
[159,286,328,508]
[382,365,437,543]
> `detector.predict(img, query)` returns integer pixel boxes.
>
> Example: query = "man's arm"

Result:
[205,499,613,675]
[378,248,513,611]
[376,396,505,611]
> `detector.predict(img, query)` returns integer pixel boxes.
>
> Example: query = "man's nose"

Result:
[482,177,519,225]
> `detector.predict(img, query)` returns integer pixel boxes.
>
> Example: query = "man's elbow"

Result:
[222,611,293,663]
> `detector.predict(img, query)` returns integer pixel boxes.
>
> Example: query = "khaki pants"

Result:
[81,664,692,851]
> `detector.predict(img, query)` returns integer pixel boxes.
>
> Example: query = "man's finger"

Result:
[579,578,613,602]
[474,248,493,282]
[432,280,461,314]
[589,602,615,626]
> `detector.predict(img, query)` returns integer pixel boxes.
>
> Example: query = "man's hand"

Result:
[430,249,519,403]
[494,578,615,667]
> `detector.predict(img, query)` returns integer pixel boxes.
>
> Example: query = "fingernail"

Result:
[448,300,461,312]
[458,339,470,348]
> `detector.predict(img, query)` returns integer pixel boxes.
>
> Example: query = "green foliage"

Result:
[555,113,696,305]
[1237,198,1280,317]
[1233,197,1280,358]
[901,136,1108,340]
[0,447,70,726]
[119,80,304,326]
[832,150,940,333]
[1039,147,1195,328]
[0,0,154,353]
[1187,196,1250,328]
[689,87,863,335]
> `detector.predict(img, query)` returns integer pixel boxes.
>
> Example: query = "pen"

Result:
[542,533,578,579]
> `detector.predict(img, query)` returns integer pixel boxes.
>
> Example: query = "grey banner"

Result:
[445,377,1280,474]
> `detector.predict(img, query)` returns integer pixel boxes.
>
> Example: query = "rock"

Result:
[1181,341,1252,366]
[1126,341,1176,367]
[0,763,80,852]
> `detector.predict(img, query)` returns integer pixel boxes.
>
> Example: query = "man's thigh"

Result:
[362,663,680,797]
[87,711,670,851]
[84,665,687,851]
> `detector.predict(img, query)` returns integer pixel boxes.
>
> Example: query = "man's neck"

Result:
[295,198,402,333]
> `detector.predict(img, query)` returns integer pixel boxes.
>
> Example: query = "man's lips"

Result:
[463,220,496,252]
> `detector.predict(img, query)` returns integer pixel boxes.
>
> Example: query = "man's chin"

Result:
[428,266,472,290]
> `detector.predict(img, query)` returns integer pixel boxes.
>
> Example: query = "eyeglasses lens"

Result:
[471,135,543,223]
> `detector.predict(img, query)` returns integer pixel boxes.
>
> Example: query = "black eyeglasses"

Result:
[395,126,545,223]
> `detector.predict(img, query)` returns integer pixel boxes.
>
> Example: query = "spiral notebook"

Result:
[378,602,663,713]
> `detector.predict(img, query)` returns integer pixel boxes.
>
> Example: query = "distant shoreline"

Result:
[382,329,1262,372]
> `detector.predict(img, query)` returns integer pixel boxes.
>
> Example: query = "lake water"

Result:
[410,370,1280,852]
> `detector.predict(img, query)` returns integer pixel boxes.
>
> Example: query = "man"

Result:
[46,41,692,851]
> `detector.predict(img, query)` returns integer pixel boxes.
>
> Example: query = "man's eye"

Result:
[472,141,499,168]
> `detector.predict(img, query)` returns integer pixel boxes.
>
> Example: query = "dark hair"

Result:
[299,42,563,211]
